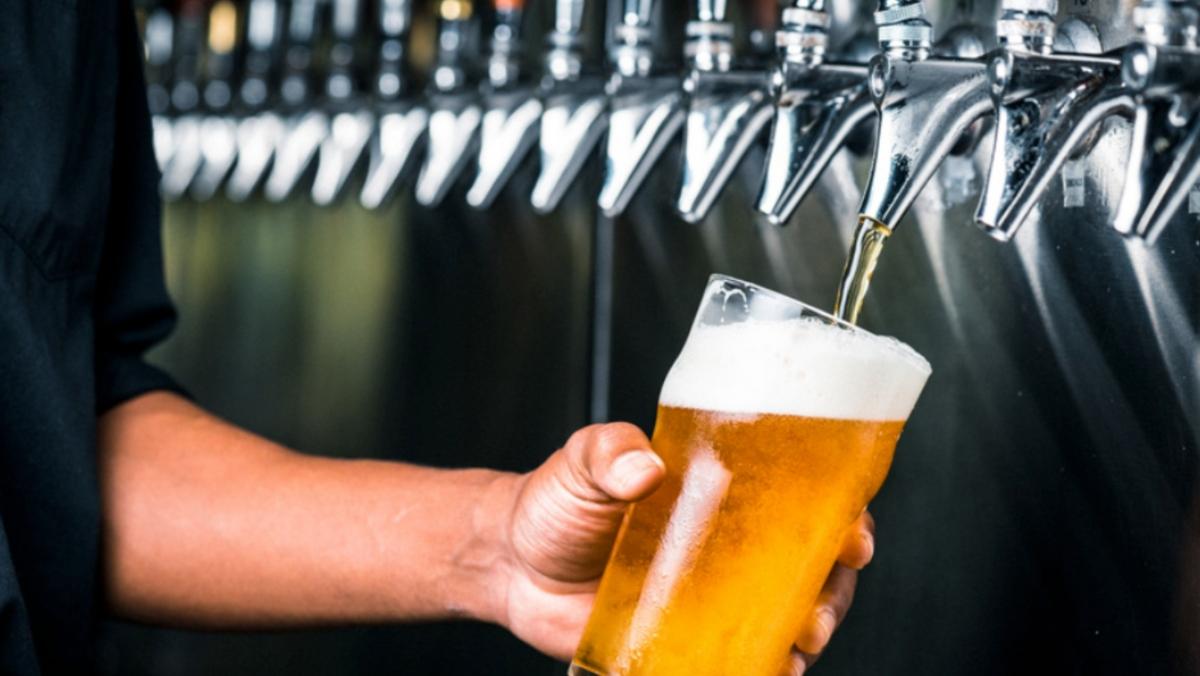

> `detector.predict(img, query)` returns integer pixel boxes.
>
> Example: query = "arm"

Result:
[100,390,873,672]
[98,390,518,628]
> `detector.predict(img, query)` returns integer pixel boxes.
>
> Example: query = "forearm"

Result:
[98,391,520,629]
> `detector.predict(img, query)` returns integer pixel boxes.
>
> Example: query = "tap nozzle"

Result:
[856,0,991,229]
[596,0,686,217]
[466,0,545,209]
[530,0,607,213]
[415,0,484,207]
[974,48,1131,240]
[754,0,875,225]
[1111,1,1200,243]
[674,0,774,222]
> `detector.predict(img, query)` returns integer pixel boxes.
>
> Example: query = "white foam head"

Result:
[658,318,932,421]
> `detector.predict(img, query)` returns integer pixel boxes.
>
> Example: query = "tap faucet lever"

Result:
[360,0,427,209]
[597,0,686,217]
[974,48,1132,239]
[263,0,331,202]
[530,0,607,213]
[415,0,483,207]
[466,0,545,209]
[312,0,376,205]
[675,0,774,223]
[754,1,875,226]
[1111,0,1200,243]
[856,0,992,229]
[191,0,242,201]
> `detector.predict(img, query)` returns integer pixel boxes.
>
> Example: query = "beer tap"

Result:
[974,3,1132,239]
[226,0,287,202]
[312,0,375,205]
[754,0,875,226]
[674,0,776,223]
[854,0,992,232]
[263,0,327,202]
[359,0,428,209]
[1111,0,1200,244]
[465,0,541,208]
[144,5,175,172]
[529,0,607,214]
[414,0,483,207]
[191,0,241,200]
[159,0,206,200]
[596,0,686,217]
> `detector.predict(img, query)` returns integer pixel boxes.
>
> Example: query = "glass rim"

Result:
[705,274,869,336]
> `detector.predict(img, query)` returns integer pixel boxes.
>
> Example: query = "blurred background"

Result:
[103,0,1199,674]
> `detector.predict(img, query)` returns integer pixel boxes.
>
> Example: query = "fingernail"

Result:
[607,450,663,494]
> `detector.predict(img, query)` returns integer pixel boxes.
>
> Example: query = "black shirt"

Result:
[0,1,183,672]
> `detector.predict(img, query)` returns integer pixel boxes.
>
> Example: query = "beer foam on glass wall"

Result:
[659,319,931,422]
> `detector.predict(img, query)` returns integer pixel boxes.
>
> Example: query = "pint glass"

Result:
[570,275,931,676]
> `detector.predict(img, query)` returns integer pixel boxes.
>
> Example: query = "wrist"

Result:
[464,469,526,627]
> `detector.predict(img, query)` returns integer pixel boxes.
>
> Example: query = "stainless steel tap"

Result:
[974,3,1132,239]
[529,0,608,214]
[1111,0,1200,244]
[596,0,686,217]
[227,0,288,202]
[414,0,483,207]
[754,0,875,226]
[465,0,542,209]
[856,0,991,230]
[674,0,776,223]
[312,0,375,205]
[263,0,328,202]
[191,0,241,201]
[159,2,206,200]
[360,0,428,209]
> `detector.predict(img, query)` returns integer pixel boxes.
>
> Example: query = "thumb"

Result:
[509,423,667,584]
[562,423,666,505]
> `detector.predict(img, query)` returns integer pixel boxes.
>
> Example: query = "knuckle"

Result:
[594,421,645,448]
[566,424,605,450]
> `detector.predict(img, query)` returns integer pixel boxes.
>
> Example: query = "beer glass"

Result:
[570,275,931,676]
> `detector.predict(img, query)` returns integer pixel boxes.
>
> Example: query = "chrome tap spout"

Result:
[974,50,1132,239]
[529,0,605,213]
[755,0,876,226]
[675,0,774,223]
[414,0,483,208]
[1111,1,1200,243]
[466,0,543,209]
[857,0,992,229]
[596,0,686,218]
[360,0,427,210]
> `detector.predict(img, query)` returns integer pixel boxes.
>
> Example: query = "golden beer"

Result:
[571,276,930,676]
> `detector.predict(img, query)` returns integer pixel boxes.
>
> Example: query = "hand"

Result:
[494,422,877,671]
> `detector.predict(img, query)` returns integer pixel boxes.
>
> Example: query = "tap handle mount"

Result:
[326,0,363,100]
[431,0,476,92]
[280,0,320,106]
[687,0,735,71]
[996,0,1057,54]
[873,0,933,59]
[375,0,414,99]
[611,0,656,76]
[487,0,527,88]
[240,0,282,108]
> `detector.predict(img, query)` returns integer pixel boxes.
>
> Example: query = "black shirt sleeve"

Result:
[93,2,188,414]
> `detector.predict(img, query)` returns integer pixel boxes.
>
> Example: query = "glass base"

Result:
[567,662,605,676]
